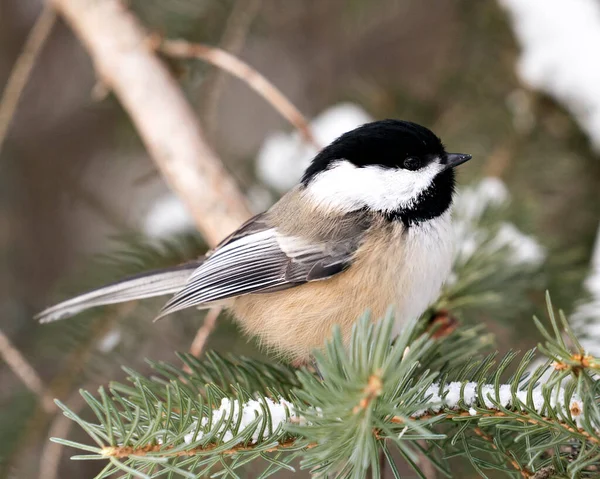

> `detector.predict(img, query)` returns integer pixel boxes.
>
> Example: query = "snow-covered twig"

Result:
[414,382,584,428]
[101,380,586,457]
[182,397,298,446]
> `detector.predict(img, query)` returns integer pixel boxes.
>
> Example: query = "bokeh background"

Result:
[1,0,599,477]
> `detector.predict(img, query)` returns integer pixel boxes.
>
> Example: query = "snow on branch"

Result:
[499,0,600,149]
[51,310,600,477]
[183,397,298,446]
[415,382,585,428]
[97,380,588,458]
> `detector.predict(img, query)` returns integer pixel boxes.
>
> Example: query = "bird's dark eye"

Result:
[403,156,422,171]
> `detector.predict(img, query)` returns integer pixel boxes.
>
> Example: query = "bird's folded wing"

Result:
[157,213,370,318]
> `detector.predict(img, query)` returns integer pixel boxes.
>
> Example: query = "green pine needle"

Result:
[50,300,600,478]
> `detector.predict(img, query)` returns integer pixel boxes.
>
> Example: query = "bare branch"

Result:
[49,0,252,246]
[201,0,263,139]
[0,5,56,155]
[0,329,55,413]
[160,39,317,148]
[417,440,437,479]
[189,306,222,358]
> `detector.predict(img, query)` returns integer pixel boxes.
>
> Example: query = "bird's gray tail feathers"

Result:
[35,262,201,324]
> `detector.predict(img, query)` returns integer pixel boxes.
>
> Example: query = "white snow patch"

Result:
[456,177,509,223]
[97,328,121,353]
[143,195,196,239]
[453,177,545,266]
[573,223,600,356]
[499,0,600,148]
[415,382,584,426]
[175,381,587,450]
[184,397,297,445]
[493,223,546,265]
[256,103,373,192]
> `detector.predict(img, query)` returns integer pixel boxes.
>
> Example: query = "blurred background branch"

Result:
[0,329,55,413]
[188,305,222,358]
[201,0,263,140]
[50,0,251,246]
[0,4,55,154]
[160,38,317,147]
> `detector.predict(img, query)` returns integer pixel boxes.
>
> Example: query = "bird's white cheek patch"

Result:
[305,160,442,212]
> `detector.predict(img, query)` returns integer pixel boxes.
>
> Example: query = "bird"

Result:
[36,119,471,362]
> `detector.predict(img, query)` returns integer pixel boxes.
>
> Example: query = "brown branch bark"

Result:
[160,39,317,148]
[201,0,263,140]
[0,329,55,413]
[189,306,222,358]
[49,0,252,246]
[0,5,56,155]
[100,408,599,464]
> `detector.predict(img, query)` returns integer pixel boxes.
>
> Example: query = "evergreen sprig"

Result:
[51,300,600,478]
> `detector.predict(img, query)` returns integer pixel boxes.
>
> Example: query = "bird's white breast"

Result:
[390,209,454,336]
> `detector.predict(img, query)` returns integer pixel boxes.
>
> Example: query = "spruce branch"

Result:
[50,302,600,478]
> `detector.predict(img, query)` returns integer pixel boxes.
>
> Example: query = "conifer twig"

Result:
[472,427,534,478]
[50,309,600,477]
[0,4,56,155]
[38,391,86,479]
[10,302,138,477]
[55,383,597,474]
[49,0,252,246]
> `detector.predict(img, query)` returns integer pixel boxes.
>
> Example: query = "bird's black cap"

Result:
[302,119,448,184]
[301,119,472,227]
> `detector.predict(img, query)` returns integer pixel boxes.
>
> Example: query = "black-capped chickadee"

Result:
[36,120,471,362]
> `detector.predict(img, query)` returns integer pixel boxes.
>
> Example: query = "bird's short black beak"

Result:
[443,153,472,170]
